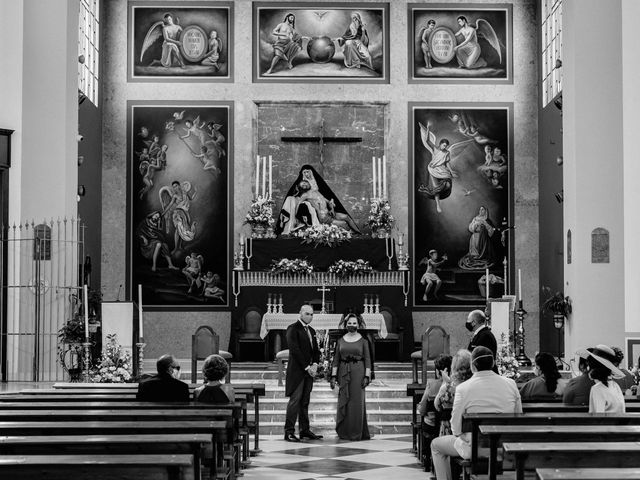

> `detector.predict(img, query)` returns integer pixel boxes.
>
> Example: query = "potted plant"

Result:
[541,286,572,329]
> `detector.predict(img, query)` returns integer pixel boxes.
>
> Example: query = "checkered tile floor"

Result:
[245,434,425,480]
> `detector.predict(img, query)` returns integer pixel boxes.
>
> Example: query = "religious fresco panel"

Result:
[253,2,389,83]
[127,101,232,308]
[409,103,514,309]
[128,1,233,82]
[408,3,512,84]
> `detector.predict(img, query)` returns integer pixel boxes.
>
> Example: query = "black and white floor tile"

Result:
[245,434,426,480]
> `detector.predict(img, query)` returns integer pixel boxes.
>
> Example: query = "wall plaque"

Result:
[591,227,609,263]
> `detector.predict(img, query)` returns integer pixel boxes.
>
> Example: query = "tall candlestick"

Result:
[377,157,382,200]
[262,156,266,198]
[485,268,490,301]
[268,155,273,199]
[255,155,260,198]
[83,285,89,340]
[372,156,377,199]
[398,232,404,246]
[383,155,387,199]
[138,284,143,338]
[518,269,522,301]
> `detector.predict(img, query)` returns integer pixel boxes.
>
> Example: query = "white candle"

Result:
[377,157,382,200]
[255,155,260,198]
[372,156,377,199]
[383,155,387,199]
[485,268,490,301]
[268,155,273,199]
[138,284,143,339]
[83,285,89,340]
[518,269,523,300]
[262,156,266,199]
[240,234,244,246]
[398,232,404,246]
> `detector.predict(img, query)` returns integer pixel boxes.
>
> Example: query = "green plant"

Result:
[58,316,86,344]
[541,286,572,317]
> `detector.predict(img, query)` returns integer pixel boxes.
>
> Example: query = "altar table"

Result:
[260,313,387,339]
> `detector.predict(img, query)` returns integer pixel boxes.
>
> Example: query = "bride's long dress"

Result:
[332,337,371,440]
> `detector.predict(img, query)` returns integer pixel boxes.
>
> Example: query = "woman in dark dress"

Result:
[330,313,372,440]
[194,354,235,403]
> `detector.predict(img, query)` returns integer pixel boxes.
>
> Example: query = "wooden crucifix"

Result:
[281,118,362,169]
[317,283,331,314]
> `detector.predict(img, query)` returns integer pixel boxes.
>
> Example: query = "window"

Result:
[541,0,562,107]
[78,0,100,106]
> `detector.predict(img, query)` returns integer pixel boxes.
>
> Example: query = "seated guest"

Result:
[578,344,625,413]
[194,354,235,403]
[136,354,189,402]
[611,346,636,395]
[562,353,594,405]
[519,352,567,400]
[434,349,472,436]
[430,346,522,480]
[417,354,453,421]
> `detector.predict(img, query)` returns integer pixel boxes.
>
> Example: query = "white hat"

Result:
[576,344,624,379]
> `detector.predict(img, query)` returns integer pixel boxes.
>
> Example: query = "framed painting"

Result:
[409,103,514,310]
[253,2,389,83]
[408,3,512,84]
[626,338,640,370]
[126,101,233,309]
[127,1,233,82]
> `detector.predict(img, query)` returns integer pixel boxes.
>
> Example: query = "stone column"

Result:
[563,0,625,359]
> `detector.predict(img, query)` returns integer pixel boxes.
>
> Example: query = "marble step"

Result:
[226,370,415,381]
[257,397,412,410]
[257,420,413,436]
[259,386,413,399]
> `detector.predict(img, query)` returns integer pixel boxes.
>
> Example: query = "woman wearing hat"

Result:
[578,345,626,413]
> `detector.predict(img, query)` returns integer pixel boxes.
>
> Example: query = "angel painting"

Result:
[129,101,231,307]
[159,180,198,255]
[453,16,501,69]
[143,13,186,68]
[417,122,473,213]
[128,4,232,81]
[410,5,512,83]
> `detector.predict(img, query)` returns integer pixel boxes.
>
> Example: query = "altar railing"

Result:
[232,270,410,306]
[237,271,405,287]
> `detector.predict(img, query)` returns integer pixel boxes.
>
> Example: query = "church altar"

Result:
[231,236,413,361]
[260,313,387,339]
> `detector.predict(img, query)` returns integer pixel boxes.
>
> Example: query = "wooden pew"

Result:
[0,453,194,480]
[463,411,640,470]
[504,442,640,480]
[0,434,210,480]
[480,424,640,480]
[537,467,640,479]
[8,383,266,455]
[0,420,226,479]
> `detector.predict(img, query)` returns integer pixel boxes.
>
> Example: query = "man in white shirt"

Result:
[430,346,522,480]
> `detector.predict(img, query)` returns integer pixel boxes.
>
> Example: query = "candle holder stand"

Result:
[82,341,92,383]
[515,300,531,366]
[136,340,147,379]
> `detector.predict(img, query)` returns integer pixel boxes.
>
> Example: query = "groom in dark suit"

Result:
[284,304,323,442]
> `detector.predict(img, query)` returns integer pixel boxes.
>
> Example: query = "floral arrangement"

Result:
[315,329,333,381]
[367,199,395,233]
[244,197,276,228]
[295,224,352,248]
[496,332,520,380]
[90,334,133,383]
[328,259,373,278]
[269,258,314,275]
